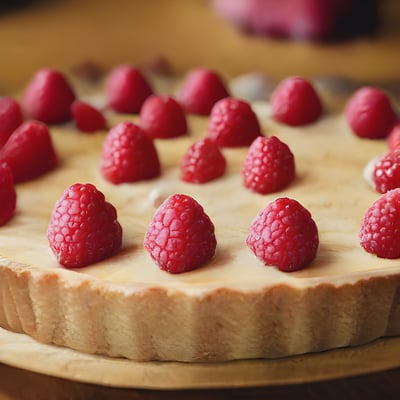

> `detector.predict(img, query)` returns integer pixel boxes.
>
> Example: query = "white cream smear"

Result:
[363,153,383,190]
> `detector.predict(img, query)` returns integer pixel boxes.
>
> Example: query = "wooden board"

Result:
[0,327,399,389]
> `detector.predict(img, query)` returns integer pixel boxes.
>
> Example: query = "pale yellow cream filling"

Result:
[0,98,399,293]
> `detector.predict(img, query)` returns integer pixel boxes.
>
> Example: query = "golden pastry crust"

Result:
[1,259,400,362]
[0,77,399,362]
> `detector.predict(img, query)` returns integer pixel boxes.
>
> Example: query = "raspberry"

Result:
[0,120,57,183]
[242,136,295,194]
[100,121,160,184]
[246,197,319,272]
[106,65,153,113]
[0,98,23,148]
[387,123,400,151]
[71,60,105,83]
[0,163,16,226]
[372,149,400,193]
[345,86,397,139]
[139,95,187,139]
[181,138,226,183]
[71,100,107,133]
[206,97,262,147]
[21,68,76,124]
[144,194,216,273]
[270,76,322,126]
[177,68,229,115]
[359,188,400,259]
[47,183,122,268]
[141,55,173,77]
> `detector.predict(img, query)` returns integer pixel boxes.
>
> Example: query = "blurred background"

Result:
[0,0,399,92]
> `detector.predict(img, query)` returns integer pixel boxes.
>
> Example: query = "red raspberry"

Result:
[206,97,262,147]
[71,60,105,83]
[359,188,400,259]
[21,68,76,124]
[345,86,397,139]
[106,65,153,113]
[181,138,226,183]
[387,122,400,151]
[47,183,122,268]
[246,197,319,272]
[0,98,23,148]
[372,149,400,193]
[242,136,295,194]
[100,121,160,184]
[144,194,216,273]
[0,163,16,226]
[270,76,322,126]
[177,68,229,115]
[0,120,57,183]
[71,100,107,133]
[139,95,187,139]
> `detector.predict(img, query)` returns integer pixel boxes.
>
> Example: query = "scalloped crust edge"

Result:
[0,258,400,362]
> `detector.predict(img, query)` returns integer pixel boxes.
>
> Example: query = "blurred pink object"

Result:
[212,0,379,41]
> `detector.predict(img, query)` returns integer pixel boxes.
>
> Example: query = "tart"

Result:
[0,71,399,363]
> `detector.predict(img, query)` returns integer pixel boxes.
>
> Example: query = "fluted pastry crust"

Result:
[1,259,400,362]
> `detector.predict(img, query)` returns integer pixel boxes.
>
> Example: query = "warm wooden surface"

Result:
[1,328,400,391]
[0,362,400,400]
[1,326,400,398]
[0,0,400,398]
[0,0,399,92]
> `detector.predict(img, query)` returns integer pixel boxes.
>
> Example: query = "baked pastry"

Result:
[0,67,399,363]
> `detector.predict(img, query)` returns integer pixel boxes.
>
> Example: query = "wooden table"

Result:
[0,362,399,399]
[0,0,399,398]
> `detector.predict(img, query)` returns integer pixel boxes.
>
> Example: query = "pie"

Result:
[0,71,399,362]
